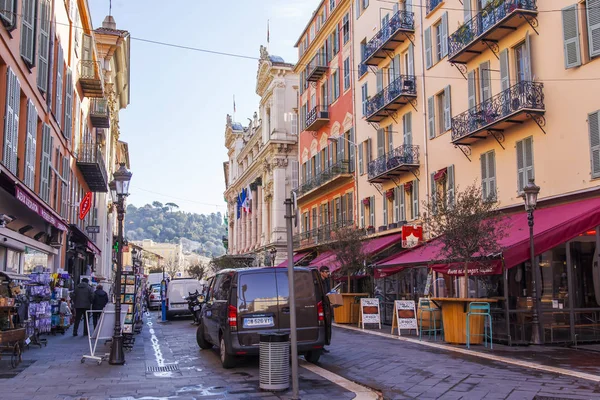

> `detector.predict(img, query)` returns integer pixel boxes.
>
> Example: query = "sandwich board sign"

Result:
[358,298,381,329]
[391,300,418,336]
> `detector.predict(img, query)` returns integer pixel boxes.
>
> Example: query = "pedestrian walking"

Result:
[71,278,94,336]
[91,284,109,330]
[319,266,332,353]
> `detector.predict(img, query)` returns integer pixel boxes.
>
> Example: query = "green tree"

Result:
[187,264,206,280]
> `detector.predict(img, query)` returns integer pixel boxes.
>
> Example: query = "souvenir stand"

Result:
[133,274,145,334]
[0,272,26,368]
[50,272,73,335]
[120,264,140,350]
[26,271,52,347]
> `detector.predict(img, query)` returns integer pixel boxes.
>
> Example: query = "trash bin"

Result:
[259,332,289,391]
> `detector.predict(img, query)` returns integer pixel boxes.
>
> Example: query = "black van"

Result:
[196,266,332,368]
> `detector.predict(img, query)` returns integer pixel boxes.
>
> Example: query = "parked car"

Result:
[166,278,204,319]
[196,267,332,368]
[148,284,162,310]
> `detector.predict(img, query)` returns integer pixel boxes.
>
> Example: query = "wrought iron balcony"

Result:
[90,99,110,128]
[76,142,108,192]
[451,81,544,145]
[367,144,420,183]
[293,220,354,248]
[364,75,416,123]
[79,60,104,98]
[306,53,328,82]
[305,106,329,131]
[297,159,352,199]
[426,0,444,14]
[448,0,538,63]
[363,10,415,66]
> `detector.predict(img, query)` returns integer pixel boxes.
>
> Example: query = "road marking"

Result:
[334,323,600,384]
[299,359,381,400]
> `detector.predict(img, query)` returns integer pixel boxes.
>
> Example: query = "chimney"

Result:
[102,15,117,30]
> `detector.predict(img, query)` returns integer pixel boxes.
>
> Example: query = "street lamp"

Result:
[269,247,277,266]
[522,178,542,345]
[109,163,132,365]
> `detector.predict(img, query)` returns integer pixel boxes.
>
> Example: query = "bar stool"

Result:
[466,302,493,349]
[419,298,443,341]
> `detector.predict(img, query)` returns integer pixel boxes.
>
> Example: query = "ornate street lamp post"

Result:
[269,247,277,267]
[109,163,132,365]
[523,178,543,345]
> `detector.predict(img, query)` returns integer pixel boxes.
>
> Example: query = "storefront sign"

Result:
[79,192,92,220]
[402,225,423,248]
[444,260,502,276]
[15,187,67,231]
[391,300,418,336]
[359,298,381,329]
[86,225,100,234]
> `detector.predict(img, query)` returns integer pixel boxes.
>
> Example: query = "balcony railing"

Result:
[305,106,330,131]
[90,98,110,128]
[364,75,416,122]
[293,220,354,248]
[448,0,538,63]
[451,81,544,145]
[79,60,104,98]
[426,0,443,14]
[306,53,328,82]
[363,10,415,66]
[76,142,108,192]
[367,144,420,183]
[358,63,369,78]
[297,159,351,198]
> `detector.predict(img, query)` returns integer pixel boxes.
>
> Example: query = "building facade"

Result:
[294,0,357,254]
[224,46,299,266]
[0,0,131,285]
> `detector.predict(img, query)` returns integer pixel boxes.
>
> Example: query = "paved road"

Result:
[320,327,600,400]
[0,313,354,400]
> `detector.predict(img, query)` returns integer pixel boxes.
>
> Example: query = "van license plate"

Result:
[243,317,274,328]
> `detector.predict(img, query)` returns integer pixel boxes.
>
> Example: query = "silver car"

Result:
[148,285,162,310]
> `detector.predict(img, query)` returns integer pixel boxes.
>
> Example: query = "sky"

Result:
[88,0,320,215]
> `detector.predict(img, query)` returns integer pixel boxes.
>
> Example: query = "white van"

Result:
[166,278,204,319]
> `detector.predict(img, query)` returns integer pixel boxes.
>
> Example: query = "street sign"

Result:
[86,225,100,234]
[79,192,93,220]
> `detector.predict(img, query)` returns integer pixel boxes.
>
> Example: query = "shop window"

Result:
[5,249,21,274]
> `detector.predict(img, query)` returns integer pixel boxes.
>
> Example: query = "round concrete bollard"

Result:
[259,332,290,391]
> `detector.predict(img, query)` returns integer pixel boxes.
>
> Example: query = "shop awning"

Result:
[434,167,447,181]
[376,197,600,274]
[308,251,335,268]
[87,240,101,256]
[70,224,101,255]
[275,251,310,267]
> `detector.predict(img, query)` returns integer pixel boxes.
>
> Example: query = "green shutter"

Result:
[562,5,582,68]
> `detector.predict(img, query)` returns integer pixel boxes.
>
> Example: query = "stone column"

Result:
[240,211,246,253]
[251,189,258,249]
[271,159,287,240]
[262,187,269,247]
[233,212,239,254]
[257,185,263,247]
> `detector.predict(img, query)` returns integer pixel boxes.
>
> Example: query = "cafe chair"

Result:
[419,298,443,341]
[466,302,493,349]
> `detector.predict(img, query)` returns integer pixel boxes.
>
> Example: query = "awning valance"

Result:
[275,251,311,267]
[433,167,447,181]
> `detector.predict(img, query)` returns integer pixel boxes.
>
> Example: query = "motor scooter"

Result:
[185,290,203,325]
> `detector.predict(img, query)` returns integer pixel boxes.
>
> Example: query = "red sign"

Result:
[401,225,423,248]
[79,192,93,220]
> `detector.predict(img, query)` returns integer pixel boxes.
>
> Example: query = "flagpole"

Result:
[267,19,270,52]
[233,94,236,122]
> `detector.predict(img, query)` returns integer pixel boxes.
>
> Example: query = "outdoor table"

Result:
[431,298,498,345]
[333,293,369,324]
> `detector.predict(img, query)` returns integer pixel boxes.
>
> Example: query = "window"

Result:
[411,180,419,220]
[64,68,73,140]
[481,150,497,200]
[383,196,389,226]
[436,91,445,135]
[588,111,600,178]
[0,0,16,28]
[480,61,491,102]
[332,30,339,55]
[403,112,412,146]
[61,156,70,218]
[291,112,298,135]
[516,137,534,193]
[20,0,37,66]
[435,22,443,63]
[343,57,350,90]
[55,43,64,128]
[428,86,451,138]
[586,0,600,58]
[515,39,531,83]
[332,70,340,101]
[343,13,350,44]
[40,124,52,203]
[360,200,365,228]
[330,0,335,12]
[24,100,37,189]
[376,128,385,157]
[394,185,405,223]
[37,0,50,93]
[424,27,432,69]
[562,5,582,68]
[2,67,20,175]
[369,196,375,227]
[358,140,364,175]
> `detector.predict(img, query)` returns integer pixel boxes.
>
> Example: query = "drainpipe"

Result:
[418,0,431,218]
[350,0,359,227]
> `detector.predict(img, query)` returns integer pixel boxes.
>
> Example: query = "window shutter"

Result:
[291,161,299,190]
[382,196,388,226]
[377,128,385,157]
[524,31,532,81]
[499,49,510,91]
[488,151,496,199]
[408,43,414,75]
[366,138,372,163]
[376,69,383,93]
[291,113,298,135]
[467,70,476,109]
[404,112,412,145]
[20,0,36,66]
[360,201,365,227]
[387,125,393,153]
[341,195,347,223]
[562,5,582,68]
[587,0,600,58]
[480,61,491,101]
[8,68,20,175]
[412,180,419,219]
[349,127,356,171]
[40,124,51,202]
[424,27,432,69]
[37,0,50,92]
[25,100,37,189]
[430,172,437,215]
[393,186,399,222]
[348,193,354,224]
[447,164,455,207]
[355,0,360,19]
[524,136,534,184]
[427,96,435,138]
[399,185,405,222]
[0,0,15,26]
[441,12,449,58]
[516,140,525,193]
[370,196,375,227]
[3,68,15,173]
[589,111,600,178]
[55,44,63,127]
[64,68,73,140]
[358,142,364,174]
[315,153,321,177]
[444,85,452,131]
[481,153,489,199]
[464,0,471,21]
[328,142,334,166]
[393,55,401,79]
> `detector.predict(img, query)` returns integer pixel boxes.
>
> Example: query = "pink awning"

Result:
[275,251,310,267]
[308,251,335,268]
[376,197,600,274]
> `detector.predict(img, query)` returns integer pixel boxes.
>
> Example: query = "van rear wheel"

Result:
[220,336,236,369]
[304,350,321,364]
[196,324,212,350]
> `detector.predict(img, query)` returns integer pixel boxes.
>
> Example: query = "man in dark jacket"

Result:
[91,284,109,330]
[72,278,94,336]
